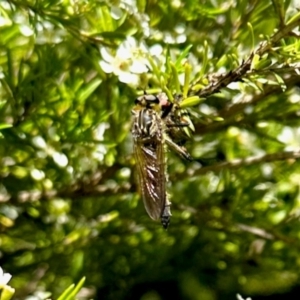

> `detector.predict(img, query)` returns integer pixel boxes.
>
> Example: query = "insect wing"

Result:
[132,111,167,221]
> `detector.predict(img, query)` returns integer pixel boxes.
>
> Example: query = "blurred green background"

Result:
[1,0,300,299]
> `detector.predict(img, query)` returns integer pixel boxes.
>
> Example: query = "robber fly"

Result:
[131,93,194,228]
[131,94,171,228]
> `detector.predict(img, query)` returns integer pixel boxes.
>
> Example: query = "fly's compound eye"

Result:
[135,94,159,107]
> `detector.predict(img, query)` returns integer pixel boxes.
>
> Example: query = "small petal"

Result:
[100,47,114,63]
[139,41,148,52]
[53,152,68,167]
[125,36,137,47]
[31,169,45,181]
[130,60,148,74]
[165,32,176,44]
[150,44,163,56]
[0,267,12,285]
[20,25,34,36]
[117,43,131,59]
[99,60,114,73]
[32,136,47,149]
[0,16,12,27]
[176,34,186,43]
[110,6,124,20]
[119,72,139,85]
[2,273,12,285]
[94,123,108,141]
[122,0,136,5]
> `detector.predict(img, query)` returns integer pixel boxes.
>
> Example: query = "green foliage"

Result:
[0,0,300,299]
[57,277,86,300]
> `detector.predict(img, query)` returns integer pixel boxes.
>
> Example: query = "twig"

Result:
[237,223,300,248]
[193,150,300,175]
[194,73,300,135]
[237,223,274,240]
[192,18,300,98]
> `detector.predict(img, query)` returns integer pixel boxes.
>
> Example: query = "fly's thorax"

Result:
[132,108,163,141]
[139,109,156,136]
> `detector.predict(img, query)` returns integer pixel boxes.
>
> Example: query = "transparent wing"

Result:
[133,127,167,221]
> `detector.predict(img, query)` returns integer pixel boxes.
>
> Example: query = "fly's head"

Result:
[134,94,160,111]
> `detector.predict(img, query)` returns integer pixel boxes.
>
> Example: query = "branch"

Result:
[237,223,300,249]
[1,162,133,203]
[237,223,274,240]
[193,18,300,98]
[193,150,300,175]
[194,73,300,135]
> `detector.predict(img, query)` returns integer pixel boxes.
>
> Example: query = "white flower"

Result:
[99,37,149,85]
[99,47,130,74]
[94,122,108,141]
[100,46,137,84]
[164,31,186,44]
[137,13,150,37]
[0,266,12,286]
[52,152,68,167]
[126,38,149,72]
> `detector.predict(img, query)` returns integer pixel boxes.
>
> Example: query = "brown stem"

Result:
[192,150,300,175]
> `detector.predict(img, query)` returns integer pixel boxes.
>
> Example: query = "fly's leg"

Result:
[165,135,193,161]
[166,121,189,127]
